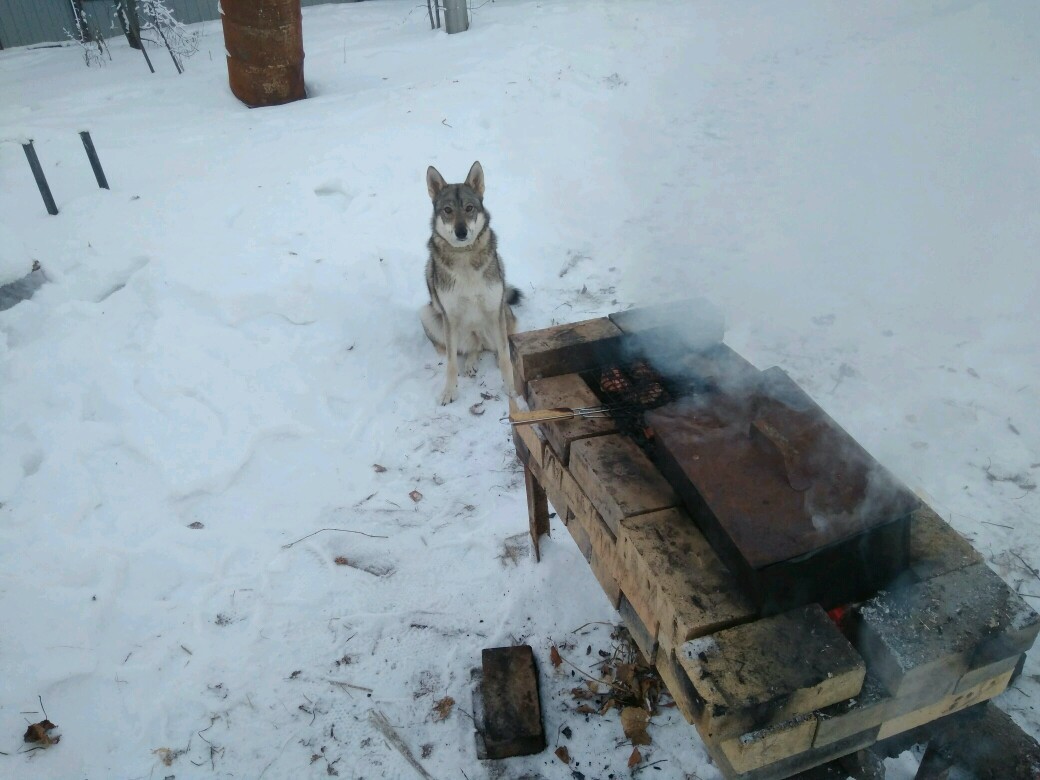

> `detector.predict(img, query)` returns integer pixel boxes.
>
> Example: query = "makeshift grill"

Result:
[507,302,1040,779]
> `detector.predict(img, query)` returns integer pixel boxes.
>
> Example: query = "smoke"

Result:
[611,302,919,547]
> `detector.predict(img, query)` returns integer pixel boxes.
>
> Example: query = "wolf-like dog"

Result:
[420,161,522,405]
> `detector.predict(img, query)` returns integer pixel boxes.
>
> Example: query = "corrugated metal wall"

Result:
[0,0,361,49]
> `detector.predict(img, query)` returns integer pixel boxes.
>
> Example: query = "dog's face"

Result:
[426,161,488,248]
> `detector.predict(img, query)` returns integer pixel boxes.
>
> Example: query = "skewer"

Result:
[505,405,638,426]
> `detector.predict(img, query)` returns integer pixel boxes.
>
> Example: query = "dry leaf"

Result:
[23,720,59,746]
[615,663,636,689]
[187,522,204,529]
[409,490,423,503]
[334,556,349,566]
[154,748,175,766]
[628,746,642,767]
[621,706,652,746]
[373,464,387,473]
[550,645,563,669]
[586,679,600,694]
[432,696,455,722]
[469,402,485,416]
[576,704,596,714]
[554,746,571,764]
[599,697,616,715]
[570,686,594,700]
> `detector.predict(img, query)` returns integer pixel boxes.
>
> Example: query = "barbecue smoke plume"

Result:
[617,298,919,547]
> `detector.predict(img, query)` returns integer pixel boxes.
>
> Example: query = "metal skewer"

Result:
[505,404,639,426]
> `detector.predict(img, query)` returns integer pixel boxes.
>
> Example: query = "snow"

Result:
[1,1,1039,777]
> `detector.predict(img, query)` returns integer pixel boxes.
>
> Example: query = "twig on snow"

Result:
[633,759,669,775]
[327,678,374,694]
[1013,552,1040,583]
[368,709,434,779]
[282,528,388,549]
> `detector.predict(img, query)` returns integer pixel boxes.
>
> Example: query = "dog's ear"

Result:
[426,166,447,200]
[465,161,485,197]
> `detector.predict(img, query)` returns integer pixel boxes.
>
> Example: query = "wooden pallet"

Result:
[508,312,1040,779]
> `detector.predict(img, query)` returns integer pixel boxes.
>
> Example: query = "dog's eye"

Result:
[443,207,453,215]
[465,205,474,213]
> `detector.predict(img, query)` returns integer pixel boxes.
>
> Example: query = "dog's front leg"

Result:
[494,306,517,397]
[440,315,459,405]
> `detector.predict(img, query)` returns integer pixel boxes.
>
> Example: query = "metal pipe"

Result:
[443,0,468,34]
[21,141,58,216]
[79,131,110,190]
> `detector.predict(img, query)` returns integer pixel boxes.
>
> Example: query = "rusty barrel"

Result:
[221,0,305,108]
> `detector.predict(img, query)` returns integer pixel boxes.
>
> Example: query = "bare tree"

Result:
[66,0,111,67]
[138,0,199,74]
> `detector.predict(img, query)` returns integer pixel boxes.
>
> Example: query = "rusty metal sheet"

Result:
[646,366,918,613]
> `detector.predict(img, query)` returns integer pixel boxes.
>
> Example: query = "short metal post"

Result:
[21,141,58,216]
[443,0,468,34]
[79,131,110,189]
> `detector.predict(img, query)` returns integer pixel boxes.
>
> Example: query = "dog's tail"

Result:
[506,286,523,307]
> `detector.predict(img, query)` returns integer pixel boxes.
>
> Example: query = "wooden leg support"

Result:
[524,464,550,562]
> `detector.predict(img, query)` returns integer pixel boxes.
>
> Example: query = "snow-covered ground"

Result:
[2,1,1039,777]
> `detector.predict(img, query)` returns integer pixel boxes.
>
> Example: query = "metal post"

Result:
[79,131,110,189]
[21,141,58,216]
[443,0,468,34]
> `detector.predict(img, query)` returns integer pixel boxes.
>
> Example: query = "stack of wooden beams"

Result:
[508,311,1040,779]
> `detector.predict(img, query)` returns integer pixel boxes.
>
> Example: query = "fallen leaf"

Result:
[576,704,596,714]
[289,670,301,679]
[599,697,616,715]
[570,686,594,700]
[187,522,204,529]
[554,746,571,764]
[586,678,600,694]
[409,490,423,503]
[24,720,59,746]
[469,402,485,416]
[615,662,636,689]
[628,746,642,767]
[550,645,563,669]
[373,464,387,473]
[621,706,652,746]
[334,556,349,566]
[432,696,455,722]
[153,747,176,766]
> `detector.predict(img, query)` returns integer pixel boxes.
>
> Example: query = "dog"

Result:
[419,161,522,405]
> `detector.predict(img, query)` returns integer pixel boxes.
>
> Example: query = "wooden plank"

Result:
[477,646,547,759]
[524,464,550,563]
[677,605,865,741]
[508,317,622,395]
[569,434,678,536]
[954,652,1021,694]
[618,508,754,652]
[587,547,622,608]
[527,373,615,464]
[619,594,658,663]
[564,509,592,559]
[909,505,984,582]
[708,727,878,780]
[812,675,889,749]
[856,564,1040,701]
[512,414,546,469]
[654,646,701,724]
[562,480,623,609]
[876,667,1013,741]
[719,716,819,774]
